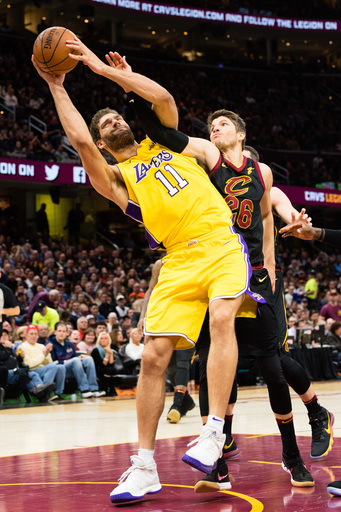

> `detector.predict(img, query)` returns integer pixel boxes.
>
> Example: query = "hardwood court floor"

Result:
[0,381,340,511]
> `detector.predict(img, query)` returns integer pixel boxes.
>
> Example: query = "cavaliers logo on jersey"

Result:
[224,176,252,197]
[247,166,254,175]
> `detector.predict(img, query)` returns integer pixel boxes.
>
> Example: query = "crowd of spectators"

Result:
[280,247,341,365]
[0,216,340,404]
[0,232,160,402]
[0,29,340,188]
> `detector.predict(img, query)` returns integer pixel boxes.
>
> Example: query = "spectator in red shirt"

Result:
[319,290,341,322]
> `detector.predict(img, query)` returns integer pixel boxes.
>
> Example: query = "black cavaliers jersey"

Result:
[209,154,265,266]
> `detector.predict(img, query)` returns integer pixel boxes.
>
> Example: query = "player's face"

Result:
[210,116,241,150]
[98,113,135,151]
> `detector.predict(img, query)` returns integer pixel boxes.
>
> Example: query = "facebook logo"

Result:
[73,166,86,184]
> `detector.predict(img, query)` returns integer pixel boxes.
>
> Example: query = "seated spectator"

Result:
[21,324,65,400]
[0,329,55,402]
[37,324,49,345]
[128,282,145,303]
[69,329,81,349]
[32,300,59,332]
[110,328,126,352]
[11,325,27,348]
[86,314,96,328]
[122,328,144,362]
[95,321,108,338]
[49,322,105,398]
[115,294,129,321]
[287,315,298,341]
[77,316,88,340]
[325,318,335,336]
[77,327,97,354]
[107,312,119,333]
[98,292,116,319]
[89,303,105,322]
[120,316,132,342]
[319,290,341,322]
[325,321,341,352]
[91,331,118,396]
[69,300,82,328]
[65,322,74,338]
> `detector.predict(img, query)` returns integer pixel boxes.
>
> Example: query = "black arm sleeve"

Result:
[127,92,189,153]
[323,229,341,247]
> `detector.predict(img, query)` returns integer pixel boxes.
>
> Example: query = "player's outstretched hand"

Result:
[105,51,132,73]
[66,36,106,76]
[279,220,316,240]
[31,55,65,85]
[292,207,312,226]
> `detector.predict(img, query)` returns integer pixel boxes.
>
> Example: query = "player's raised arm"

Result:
[66,39,178,129]
[31,56,128,211]
[271,187,312,225]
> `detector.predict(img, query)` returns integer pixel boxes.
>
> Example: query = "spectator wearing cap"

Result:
[49,322,105,399]
[86,314,96,328]
[319,290,341,322]
[115,294,129,321]
[32,300,60,333]
[27,289,60,322]
[304,269,318,308]
[21,324,65,400]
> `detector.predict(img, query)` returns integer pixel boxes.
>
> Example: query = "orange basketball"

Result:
[33,26,80,75]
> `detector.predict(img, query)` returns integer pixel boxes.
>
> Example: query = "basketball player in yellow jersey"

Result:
[32,37,252,504]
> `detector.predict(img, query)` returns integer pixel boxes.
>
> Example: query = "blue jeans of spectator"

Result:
[34,364,66,395]
[64,357,98,392]
[7,368,41,392]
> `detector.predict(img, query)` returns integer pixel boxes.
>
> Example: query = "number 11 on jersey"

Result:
[155,164,189,196]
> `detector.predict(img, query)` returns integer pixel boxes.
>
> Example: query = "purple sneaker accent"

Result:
[182,453,217,474]
[110,487,162,503]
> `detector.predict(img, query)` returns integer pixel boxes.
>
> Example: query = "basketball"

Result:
[33,26,80,75]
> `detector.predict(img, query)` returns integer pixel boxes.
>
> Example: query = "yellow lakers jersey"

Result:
[117,139,234,250]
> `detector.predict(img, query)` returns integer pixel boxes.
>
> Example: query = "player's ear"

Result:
[238,131,246,143]
[97,139,105,149]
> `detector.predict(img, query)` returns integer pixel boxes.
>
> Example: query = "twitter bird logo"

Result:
[45,164,60,181]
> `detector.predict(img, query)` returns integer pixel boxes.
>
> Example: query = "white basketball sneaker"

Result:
[110,455,162,503]
[182,424,226,474]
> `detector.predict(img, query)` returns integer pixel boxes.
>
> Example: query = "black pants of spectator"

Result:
[0,366,8,389]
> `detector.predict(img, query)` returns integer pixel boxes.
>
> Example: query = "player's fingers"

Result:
[105,54,115,66]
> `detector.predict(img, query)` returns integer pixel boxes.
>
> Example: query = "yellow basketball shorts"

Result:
[144,228,251,350]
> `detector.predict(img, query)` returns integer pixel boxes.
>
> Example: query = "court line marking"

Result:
[0,482,264,511]
[249,460,282,465]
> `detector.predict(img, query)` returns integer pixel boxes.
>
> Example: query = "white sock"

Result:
[138,449,155,464]
[206,414,224,434]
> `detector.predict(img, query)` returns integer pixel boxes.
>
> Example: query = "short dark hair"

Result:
[331,321,341,334]
[244,145,259,162]
[89,107,119,144]
[207,109,246,149]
